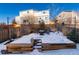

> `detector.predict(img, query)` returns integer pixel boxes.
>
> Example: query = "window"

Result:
[45,17,48,20]
[23,20,26,23]
[40,18,41,19]
[26,20,29,22]
[27,11,29,13]
[43,11,46,14]
[59,16,61,17]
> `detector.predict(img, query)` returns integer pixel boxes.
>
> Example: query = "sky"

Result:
[0,3,79,24]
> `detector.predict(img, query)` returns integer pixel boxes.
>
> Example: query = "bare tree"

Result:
[12,19,17,24]
[48,4,64,20]
[22,14,36,24]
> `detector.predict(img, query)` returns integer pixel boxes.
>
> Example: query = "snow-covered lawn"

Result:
[0,32,79,55]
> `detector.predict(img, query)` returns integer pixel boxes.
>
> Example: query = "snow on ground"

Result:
[0,43,79,55]
[0,42,7,54]
[0,32,79,55]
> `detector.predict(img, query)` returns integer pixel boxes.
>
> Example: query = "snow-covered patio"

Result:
[11,32,74,44]
[0,32,78,55]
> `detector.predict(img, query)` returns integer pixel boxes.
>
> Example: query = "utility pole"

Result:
[74,16,76,41]
[75,16,76,31]
[7,17,10,40]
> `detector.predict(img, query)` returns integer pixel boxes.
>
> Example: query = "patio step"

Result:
[33,39,42,49]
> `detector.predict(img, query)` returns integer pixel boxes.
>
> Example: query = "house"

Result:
[15,9,50,24]
[56,11,79,28]
[56,11,79,35]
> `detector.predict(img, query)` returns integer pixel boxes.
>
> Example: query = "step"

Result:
[35,39,42,42]
[37,42,42,43]
[35,41,42,43]
[36,43,42,46]
[36,43,42,44]
[37,41,42,42]
[33,46,42,49]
